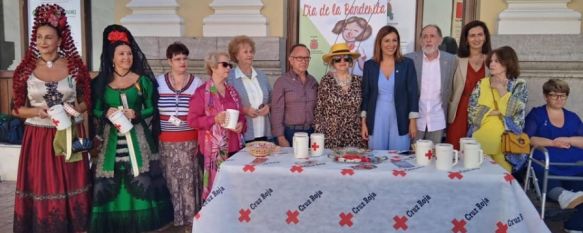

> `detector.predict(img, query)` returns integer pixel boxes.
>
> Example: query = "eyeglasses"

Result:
[332,55,353,64]
[547,93,568,100]
[291,56,311,62]
[218,61,233,69]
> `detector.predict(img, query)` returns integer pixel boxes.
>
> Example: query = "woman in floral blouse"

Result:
[468,46,527,172]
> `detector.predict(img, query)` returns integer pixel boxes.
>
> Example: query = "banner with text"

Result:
[298,0,416,79]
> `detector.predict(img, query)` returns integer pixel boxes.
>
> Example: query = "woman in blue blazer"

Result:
[361,25,419,150]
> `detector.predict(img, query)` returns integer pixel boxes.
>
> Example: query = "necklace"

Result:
[114,69,131,78]
[334,74,351,87]
[39,55,59,68]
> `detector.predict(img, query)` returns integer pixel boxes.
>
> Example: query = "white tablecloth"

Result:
[193,148,550,233]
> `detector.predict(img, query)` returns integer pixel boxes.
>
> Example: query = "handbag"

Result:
[501,131,530,154]
[490,87,530,154]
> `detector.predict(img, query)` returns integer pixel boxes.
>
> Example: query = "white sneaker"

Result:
[558,190,583,209]
[565,230,583,233]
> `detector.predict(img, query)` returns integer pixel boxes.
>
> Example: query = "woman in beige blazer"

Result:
[447,20,492,149]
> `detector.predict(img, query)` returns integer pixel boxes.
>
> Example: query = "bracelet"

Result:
[360,111,367,118]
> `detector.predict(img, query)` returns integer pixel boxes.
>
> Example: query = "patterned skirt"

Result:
[13,124,92,233]
[160,140,202,226]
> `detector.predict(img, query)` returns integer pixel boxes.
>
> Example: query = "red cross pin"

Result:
[114,124,122,130]
[448,171,463,180]
[238,208,251,223]
[393,215,408,231]
[286,210,299,224]
[194,212,201,221]
[242,164,255,173]
[290,165,303,173]
[338,212,353,227]
[52,119,60,127]
[451,218,467,233]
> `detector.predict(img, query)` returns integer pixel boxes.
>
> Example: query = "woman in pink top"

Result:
[187,51,245,200]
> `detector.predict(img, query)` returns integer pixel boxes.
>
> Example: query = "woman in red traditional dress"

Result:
[12,4,92,233]
[446,20,492,150]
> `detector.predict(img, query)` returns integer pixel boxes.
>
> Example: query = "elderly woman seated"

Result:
[524,79,583,232]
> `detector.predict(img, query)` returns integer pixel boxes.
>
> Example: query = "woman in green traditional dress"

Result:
[89,24,173,233]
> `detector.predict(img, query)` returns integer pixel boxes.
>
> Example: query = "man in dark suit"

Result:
[405,25,458,144]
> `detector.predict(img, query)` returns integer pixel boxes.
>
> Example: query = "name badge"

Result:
[168,115,182,127]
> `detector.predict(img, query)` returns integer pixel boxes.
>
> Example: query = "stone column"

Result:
[498,0,581,34]
[203,0,267,37]
[120,0,183,36]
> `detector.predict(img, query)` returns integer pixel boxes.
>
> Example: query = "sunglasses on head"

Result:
[332,55,353,64]
[218,61,233,69]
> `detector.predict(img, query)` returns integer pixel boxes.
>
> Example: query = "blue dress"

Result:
[369,70,410,150]
[524,105,583,176]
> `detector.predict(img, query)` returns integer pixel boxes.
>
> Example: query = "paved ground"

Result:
[0,180,567,233]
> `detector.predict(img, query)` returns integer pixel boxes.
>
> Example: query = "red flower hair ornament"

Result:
[36,4,67,31]
[107,30,129,44]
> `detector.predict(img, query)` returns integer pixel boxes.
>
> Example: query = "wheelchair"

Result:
[523,146,583,219]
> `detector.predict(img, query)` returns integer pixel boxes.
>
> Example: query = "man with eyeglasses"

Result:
[271,44,318,147]
[405,25,458,144]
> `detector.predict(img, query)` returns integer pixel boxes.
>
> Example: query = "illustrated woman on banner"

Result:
[332,16,373,76]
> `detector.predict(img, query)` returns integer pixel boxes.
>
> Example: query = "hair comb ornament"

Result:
[35,4,67,31]
[107,30,129,44]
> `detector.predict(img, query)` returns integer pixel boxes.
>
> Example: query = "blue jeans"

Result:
[283,127,314,147]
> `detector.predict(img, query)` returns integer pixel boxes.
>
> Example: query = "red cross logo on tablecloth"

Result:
[290,165,304,173]
[242,164,255,173]
[504,172,514,184]
[425,150,433,160]
[393,215,408,231]
[238,208,251,223]
[341,168,355,176]
[194,212,201,221]
[311,142,320,151]
[448,171,464,180]
[451,218,467,233]
[392,169,407,177]
[52,119,60,127]
[496,221,508,233]
[286,210,299,224]
[339,212,353,227]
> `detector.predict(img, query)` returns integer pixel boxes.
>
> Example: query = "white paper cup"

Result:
[435,143,459,171]
[293,133,309,159]
[463,142,484,169]
[108,110,133,134]
[223,109,239,130]
[47,105,72,130]
[310,133,325,157]
[459,137,477,154]
[415,140,434,166]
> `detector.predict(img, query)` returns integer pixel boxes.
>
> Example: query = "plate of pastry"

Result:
[328,147,387,164]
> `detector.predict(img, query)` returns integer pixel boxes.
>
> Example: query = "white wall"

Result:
[2,0,23,70]
[422,0,453,37]
[91,0,116,71]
